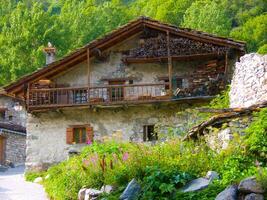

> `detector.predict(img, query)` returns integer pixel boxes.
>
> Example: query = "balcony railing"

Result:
[28,83,171,110]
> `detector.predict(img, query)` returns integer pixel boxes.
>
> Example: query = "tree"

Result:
[182,0,231,36]
[0,2,55,85]
[230,14,267,52]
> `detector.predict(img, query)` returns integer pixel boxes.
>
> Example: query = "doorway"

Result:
[108,80,125,102]
[0,136,6,164]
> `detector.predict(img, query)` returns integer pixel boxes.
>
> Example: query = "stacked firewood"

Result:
[187,60,226,96]
[127,34,228,58]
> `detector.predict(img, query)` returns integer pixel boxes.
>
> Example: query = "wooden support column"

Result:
[224,52,229,83]
[87,48,90,86]
[167,31,173,95]
[26,83,30,111]
[87,48,90,102]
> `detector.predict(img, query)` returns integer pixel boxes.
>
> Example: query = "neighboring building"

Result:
[0,89,27,166]
[4,17,245,171]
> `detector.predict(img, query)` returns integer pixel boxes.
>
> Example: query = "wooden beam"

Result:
[167,31,173,94]
[122,53,220,63]
[87,48,90,86]
[224,52,228,82]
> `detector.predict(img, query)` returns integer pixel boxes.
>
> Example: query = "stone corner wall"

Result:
[230,53,267,108]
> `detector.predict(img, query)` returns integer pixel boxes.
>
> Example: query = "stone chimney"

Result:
[43,42,56,65]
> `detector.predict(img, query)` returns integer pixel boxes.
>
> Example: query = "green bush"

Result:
[25,171,45,182]
[245,108,267,161]
[40,129,264,200]
[140,166,193,200]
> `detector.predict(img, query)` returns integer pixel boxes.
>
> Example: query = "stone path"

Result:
[0,165,49,200]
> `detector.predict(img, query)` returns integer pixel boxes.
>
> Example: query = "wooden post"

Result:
[224,52,228,83]
[167,31,173,95]
[26,83,30,111]
[87,48,90,103]
[87,48,90,86]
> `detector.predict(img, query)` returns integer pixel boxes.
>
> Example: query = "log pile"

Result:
[126,33,229,58]
[186,60,226,96]
[183,100,267,141]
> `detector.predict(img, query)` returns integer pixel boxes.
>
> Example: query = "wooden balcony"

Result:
[27,83,173,111]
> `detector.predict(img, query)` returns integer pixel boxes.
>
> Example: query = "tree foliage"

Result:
[0,0,266,86]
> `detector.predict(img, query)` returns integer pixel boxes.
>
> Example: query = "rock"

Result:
[33,177,43,183]
[120,179,141,200]
[100,185,114,194]
[0,165,8,172]
[238,177,264,194]
[205,171,219,182]
[215,185,238,200]
[244,193,264,200]
[45,174,50,180]
[78,188,87,200]
[181,178,210,192]
[84,188,103,200]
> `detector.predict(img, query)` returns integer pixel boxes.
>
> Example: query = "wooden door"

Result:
[0,136,5,164]
[108,81,125,102]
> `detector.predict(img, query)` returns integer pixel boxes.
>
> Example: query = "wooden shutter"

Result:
[66,128,74,144]
[86,126,94,142]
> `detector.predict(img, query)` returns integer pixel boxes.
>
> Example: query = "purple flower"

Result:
[87,139,92,145]
[122,152,129,161]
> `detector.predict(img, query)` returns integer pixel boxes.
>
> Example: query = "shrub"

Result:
[140,165,193,200]
[245,108,267,161]
[25,171,45,182]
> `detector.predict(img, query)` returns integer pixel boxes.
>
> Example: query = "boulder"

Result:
[206,171,219,182]
[215,185,238,200]
[84,188,103,200]
[119,179,141,200]
[181,178,210,192]
[33,177,43,183]
[78,188,87,200]
[244,193,264,200]
[238,177,264,194]
[101,185,114,194]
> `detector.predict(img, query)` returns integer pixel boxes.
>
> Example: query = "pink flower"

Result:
[122,152,129,161]
[82,159,90,167]
[87,139,92,145]
[90,153,98,167]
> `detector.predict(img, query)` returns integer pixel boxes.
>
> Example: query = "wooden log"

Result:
[183,100,267,141]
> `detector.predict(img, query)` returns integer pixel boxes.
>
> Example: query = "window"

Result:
[109,80,125,101]
[143,125,157,142]
[74,127,87,144]
[8,115,13,121]
[66,125,94,144]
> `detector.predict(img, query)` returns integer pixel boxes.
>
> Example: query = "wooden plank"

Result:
[123,53,220,63]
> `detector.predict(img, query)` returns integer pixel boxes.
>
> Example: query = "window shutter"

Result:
[86,126,94,142]
[66,128,74,144]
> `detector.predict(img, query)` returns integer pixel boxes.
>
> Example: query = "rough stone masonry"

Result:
[230,53,267,108]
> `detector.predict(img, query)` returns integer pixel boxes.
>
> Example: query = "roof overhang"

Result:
[4,17,246,97]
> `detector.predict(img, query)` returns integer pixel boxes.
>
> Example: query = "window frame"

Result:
[143,125,157,142]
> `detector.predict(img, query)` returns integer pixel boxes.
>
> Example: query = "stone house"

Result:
[4,17,245,171]
[0,90,27,166]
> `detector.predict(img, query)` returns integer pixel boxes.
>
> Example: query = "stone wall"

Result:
[26,102,205,171]
[204,116,253,151]
[0,131,26,165]
[230,53,267,108]
[0,95,27,127]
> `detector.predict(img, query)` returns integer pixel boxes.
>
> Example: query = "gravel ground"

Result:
[0,165,49,200]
